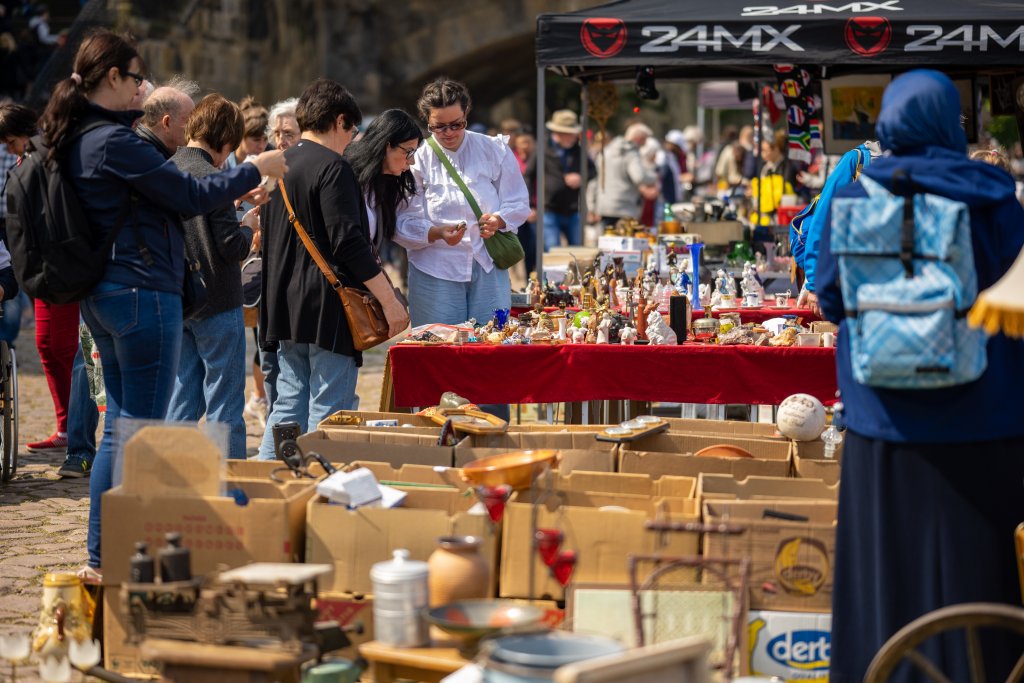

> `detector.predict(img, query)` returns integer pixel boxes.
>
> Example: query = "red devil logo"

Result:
[845,17,892,57]
[581,18,627,58]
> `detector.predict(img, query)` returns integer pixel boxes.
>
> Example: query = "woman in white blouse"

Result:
[396,78,531,327]
[344,108,424,249]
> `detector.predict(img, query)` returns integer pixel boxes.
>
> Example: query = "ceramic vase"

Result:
[428,536,490,607]
[32,573,95,660]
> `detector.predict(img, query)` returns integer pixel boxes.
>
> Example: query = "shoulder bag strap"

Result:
[277,179,395,292]
[277,179,345,293]
[426,136,483,222]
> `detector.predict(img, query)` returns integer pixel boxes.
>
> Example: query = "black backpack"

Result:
[4,120,149,304]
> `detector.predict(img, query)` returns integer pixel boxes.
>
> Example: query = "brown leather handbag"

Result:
[277,180,408,351]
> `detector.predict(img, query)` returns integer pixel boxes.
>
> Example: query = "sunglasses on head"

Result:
[427,119,467,134]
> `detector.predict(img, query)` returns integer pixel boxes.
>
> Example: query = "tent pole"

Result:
[579,82,589,246]
[536,66,546,280]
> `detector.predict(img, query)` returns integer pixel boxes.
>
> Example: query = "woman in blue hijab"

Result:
[817,70,1024,681]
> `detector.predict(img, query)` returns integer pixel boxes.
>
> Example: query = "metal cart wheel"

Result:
[0,341,17,483]
[865,602,1024,683]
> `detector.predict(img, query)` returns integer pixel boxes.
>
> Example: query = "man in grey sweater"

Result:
[167,94,261,459]
[588,123,659,228]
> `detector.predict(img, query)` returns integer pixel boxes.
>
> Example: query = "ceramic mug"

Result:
[822,332,835,348]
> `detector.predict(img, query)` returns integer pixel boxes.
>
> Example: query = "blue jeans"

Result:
[256,341,358,460]
[261,347,280,410]
[0,291,30,347]
[407,261,511,420]
[82,284,183,569]
[166,308,247,460]
[542,212,581,250]
[407,260,511,328]
[66,342,99,462]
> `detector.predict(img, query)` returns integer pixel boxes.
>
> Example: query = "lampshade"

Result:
[968,246,1024,338]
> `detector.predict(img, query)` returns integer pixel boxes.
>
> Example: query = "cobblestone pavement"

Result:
[0,330,389,681]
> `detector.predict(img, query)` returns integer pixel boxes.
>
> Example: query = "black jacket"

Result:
[135,124,174,160]
[170,147,254,318]
[526,140,596,215]
[259,140,380,363]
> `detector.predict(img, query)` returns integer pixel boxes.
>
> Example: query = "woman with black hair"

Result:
[34,29,286,576]
[344,108,423,249]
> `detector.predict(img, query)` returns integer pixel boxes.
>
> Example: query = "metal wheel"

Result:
[865,602,1024,683]
[0,342,16,483]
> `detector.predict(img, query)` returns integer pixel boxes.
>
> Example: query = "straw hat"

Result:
[546,110,582,134]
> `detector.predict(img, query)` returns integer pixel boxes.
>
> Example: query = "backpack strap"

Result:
[892,169,916,279]
[65,119,154,267]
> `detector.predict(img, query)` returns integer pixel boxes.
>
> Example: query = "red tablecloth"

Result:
[389,343,837,407]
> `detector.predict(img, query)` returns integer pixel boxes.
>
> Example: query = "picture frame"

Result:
[821,74,891,154]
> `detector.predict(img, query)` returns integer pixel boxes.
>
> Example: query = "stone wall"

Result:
[128,0,594,118]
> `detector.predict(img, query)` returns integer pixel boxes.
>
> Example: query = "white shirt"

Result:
[364,193,377,242]
[395,130,530,283]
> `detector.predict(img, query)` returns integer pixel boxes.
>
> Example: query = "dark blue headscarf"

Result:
[875,69,966,155]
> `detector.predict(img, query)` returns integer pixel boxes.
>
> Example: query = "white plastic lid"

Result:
[370,549,428,583]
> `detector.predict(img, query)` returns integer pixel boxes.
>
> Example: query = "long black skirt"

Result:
[830,430,1024,682]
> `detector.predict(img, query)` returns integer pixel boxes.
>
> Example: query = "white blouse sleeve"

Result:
[492,141,531,233]
[395,161,433,250]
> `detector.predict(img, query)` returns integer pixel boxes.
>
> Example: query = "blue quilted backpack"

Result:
[830,170,987,389]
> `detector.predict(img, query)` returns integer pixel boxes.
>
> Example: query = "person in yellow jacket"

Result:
[748,130,797,226]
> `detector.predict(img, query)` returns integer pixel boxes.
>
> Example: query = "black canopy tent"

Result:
[531,0,1024,274]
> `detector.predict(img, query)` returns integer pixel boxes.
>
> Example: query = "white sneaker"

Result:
[244,393,269,429]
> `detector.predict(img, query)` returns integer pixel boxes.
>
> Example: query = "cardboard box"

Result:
[103,586,160,678]
[500,473,700,600]
[626,433,792,460]
[102,478,315,584]
[296,429,454,468]
[703,500,837,612]
[663,418,783,439]
[620,450,791,480]
[224,459,329,482]
[697,474,838,504]
[791,440,843,486]
[316,592,375,660]
[746,610,832,681]
[318,410,434,429]
[454,431,617,475]
[306,486,496,595]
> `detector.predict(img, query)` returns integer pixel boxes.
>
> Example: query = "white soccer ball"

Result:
[776,393,827,441]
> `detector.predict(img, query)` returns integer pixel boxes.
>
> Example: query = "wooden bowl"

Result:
[694,444,754,459]
[461,450,560,489]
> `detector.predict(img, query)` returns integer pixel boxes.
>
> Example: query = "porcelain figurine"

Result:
[619,325,637,345]
[571,326,587,344]
[646,309,678,345]
[597,313,612,344]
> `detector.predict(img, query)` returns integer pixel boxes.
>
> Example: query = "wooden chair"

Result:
[553,635,712,683]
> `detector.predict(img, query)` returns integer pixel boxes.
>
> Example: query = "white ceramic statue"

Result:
[619,325,637,345]
[571,326,587,344]
[597,313,612,344]
[646,309,678,345]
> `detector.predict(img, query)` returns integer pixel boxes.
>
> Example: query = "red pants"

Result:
[35,300,80,433]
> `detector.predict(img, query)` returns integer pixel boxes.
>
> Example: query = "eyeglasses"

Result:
[122,70,145,87]
[395,143,419,160]
[273,130,298,143]
[427,119,467,134]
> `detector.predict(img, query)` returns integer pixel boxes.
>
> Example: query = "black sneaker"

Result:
[58,454,92,479]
